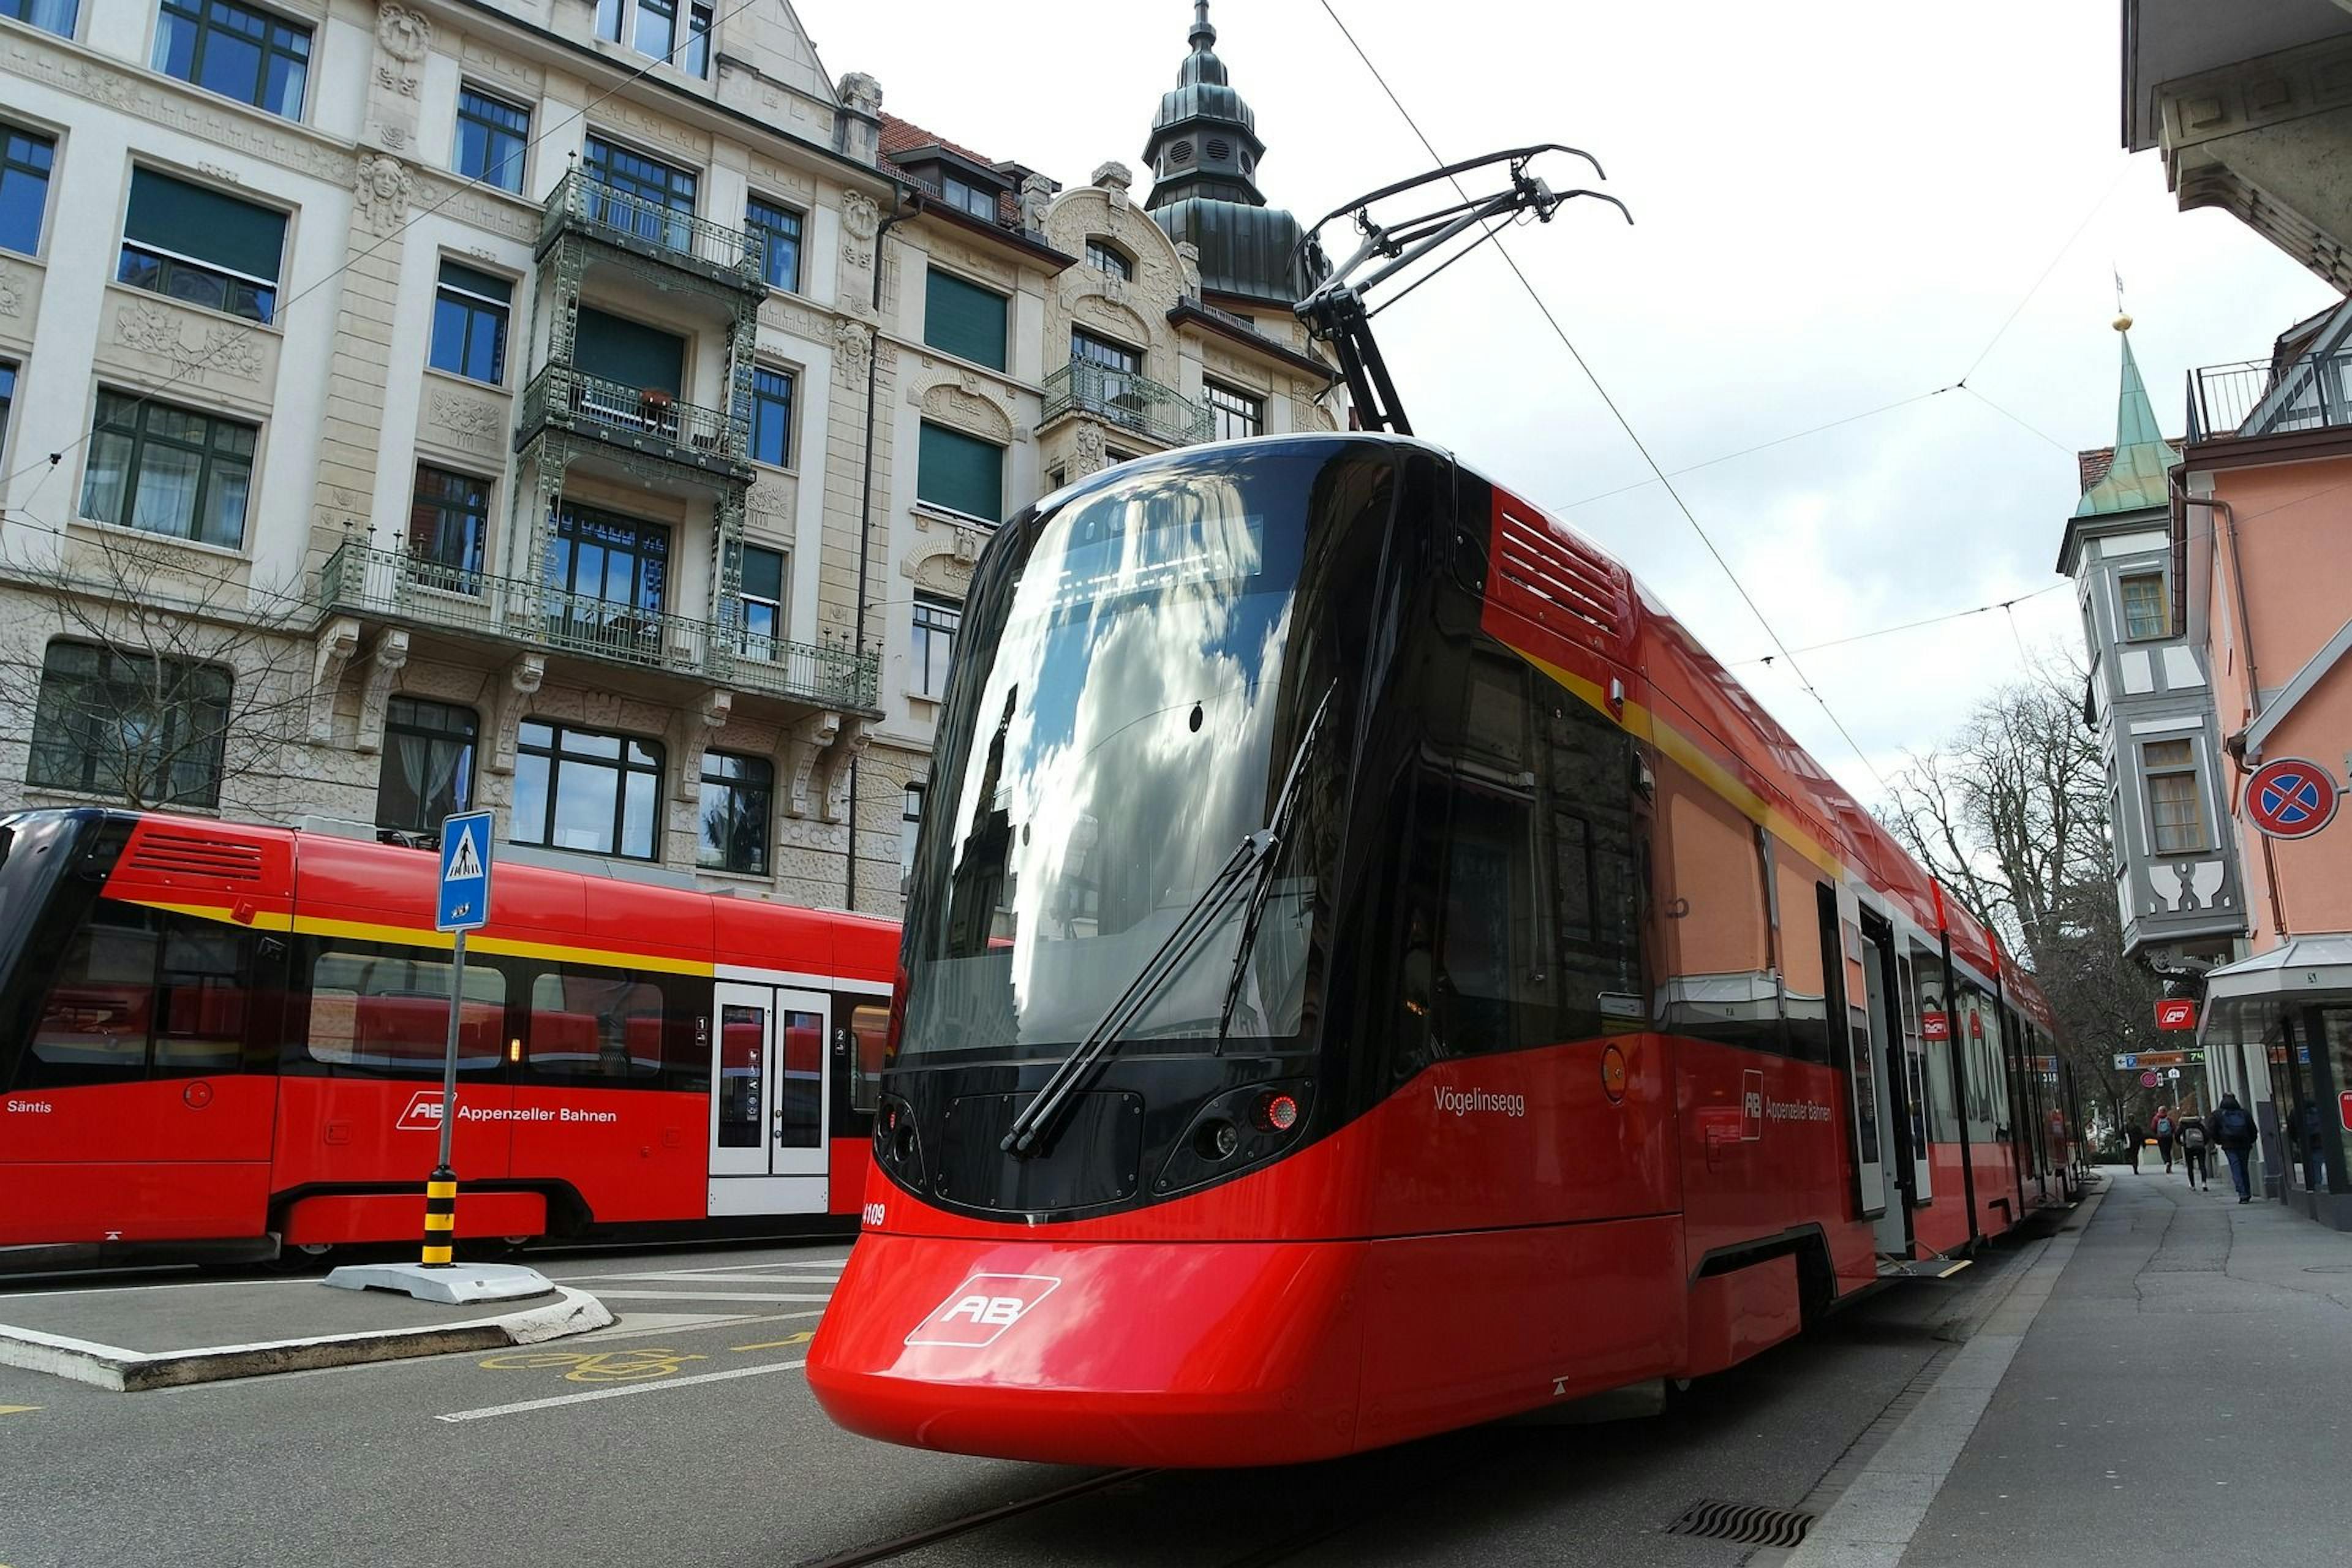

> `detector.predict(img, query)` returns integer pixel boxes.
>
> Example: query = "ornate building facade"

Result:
[0,0,1331,916]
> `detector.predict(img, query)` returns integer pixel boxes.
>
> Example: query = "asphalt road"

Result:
[0,1232,2051,1568]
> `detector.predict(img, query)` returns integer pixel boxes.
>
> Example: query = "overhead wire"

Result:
[1,0,786,505]
[1314,0,1896,796]
[1728,581,2071,666]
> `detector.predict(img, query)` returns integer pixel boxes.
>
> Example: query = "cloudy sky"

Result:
[799,0,2336,807]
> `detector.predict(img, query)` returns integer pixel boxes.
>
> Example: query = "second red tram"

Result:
[808,435,2079,1467]
[0,809,895,1268]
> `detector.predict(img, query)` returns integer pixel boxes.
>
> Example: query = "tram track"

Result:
[790,1468,1161,1567]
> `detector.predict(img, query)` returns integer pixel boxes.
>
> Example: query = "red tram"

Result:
[809,435,2080,1467]
[0,809,895,1268]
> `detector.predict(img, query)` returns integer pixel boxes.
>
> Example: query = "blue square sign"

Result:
[436,809,496,932]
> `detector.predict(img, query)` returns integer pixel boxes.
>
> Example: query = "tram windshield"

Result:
[897,444,1390,1062]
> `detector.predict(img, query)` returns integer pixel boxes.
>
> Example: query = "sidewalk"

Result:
[0,1273,610,1391]
[1796,1164,2352,1566]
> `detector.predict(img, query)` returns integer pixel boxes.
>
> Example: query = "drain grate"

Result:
[1662,1498,1816,1549]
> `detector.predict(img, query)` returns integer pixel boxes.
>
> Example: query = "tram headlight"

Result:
[1195,1118,1241,1161]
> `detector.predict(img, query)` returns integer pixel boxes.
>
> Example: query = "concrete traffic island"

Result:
[0,1273,611,1392]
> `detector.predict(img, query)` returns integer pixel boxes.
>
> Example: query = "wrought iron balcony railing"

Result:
[540,169,764,288]
[1042,360,1215,448]
[2187,347,2352,442]
[317,541,876,711]
[518,362,751,479]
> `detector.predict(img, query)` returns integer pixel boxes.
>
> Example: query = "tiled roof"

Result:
[877,111,1021,228]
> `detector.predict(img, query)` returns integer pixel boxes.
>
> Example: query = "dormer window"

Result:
[941,173,999,221]
[1085,239,1132,281]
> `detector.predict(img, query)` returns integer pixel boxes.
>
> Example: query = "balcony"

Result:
[1042,361,1213,448]
[2187,347,2352,442]
[538,170,764,296]
[517,363,752,483]
[317,542,878,712]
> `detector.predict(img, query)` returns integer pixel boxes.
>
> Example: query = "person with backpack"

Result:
[2152,1107,2178,1173]
[2213,1093,2258,1203]
[2177,1109,2212,1190]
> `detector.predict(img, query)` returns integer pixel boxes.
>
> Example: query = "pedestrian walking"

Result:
[2213,1093,2258,1203]
[2152,1107,2177,1173]
[2119,1125,2141,1172]
[2177,1110,2212,1190]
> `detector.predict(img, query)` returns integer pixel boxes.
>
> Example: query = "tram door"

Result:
[708,982,830,1215]
[1895,948,1934,1202]
[1833,888,1894,1238]
[1858,931,1909,1253]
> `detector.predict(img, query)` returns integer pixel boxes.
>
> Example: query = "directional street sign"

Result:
[2113,1052,2138,1071]
[2245,756,2341,840]
[436,809,496,933]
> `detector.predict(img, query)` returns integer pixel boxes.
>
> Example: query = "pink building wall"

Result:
[2205,454,2352,951]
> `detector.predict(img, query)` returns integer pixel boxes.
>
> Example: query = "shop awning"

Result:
[2198,935,2352,1049]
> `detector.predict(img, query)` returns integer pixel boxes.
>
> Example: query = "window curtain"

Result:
[394,731,462,825]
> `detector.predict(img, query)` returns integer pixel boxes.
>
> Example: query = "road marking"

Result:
[437,1359,808,1421]
[589,1289,834,1302]
[0,1404,39,1415]
[480,1348,707,1382]
[730,1332,815,1352]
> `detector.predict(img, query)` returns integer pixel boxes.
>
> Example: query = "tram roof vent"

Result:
[129,831,265,883]
[1496,504,1626,649]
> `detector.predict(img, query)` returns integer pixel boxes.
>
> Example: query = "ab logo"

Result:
[1741,1068,1765,1142]
[904,1273,1061,1349]
[398,1090,445,1132]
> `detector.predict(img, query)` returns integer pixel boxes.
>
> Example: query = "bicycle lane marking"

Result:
[436,1359,809,1422]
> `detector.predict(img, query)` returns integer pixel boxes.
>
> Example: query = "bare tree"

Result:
[1876,649,2164,1140]
[1878,652,2105,970]
[0,526,315,816]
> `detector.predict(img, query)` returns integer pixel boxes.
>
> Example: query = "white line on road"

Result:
[436,1359,808,1422]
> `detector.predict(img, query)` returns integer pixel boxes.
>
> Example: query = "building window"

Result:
[923,268,1007,372]
[900,781,924,892]
[581,134,698,254]
[1085,239,1131,280]
[915,421,1003,524]
[750,367,794,467]
[376,697,478,835]
[911,594,960,698]
[0,123,53,257]
[734,543,785,658]
[941,173,1000,221]
[602,0,712,74]
[0,2,78,38]
[429,260,511,385]
[81,391,257,549]
[2144,739,2204,854]
[117,167,285,325]
[0,362,13,457]
[1205,381,1264,441]
[698,752,772,875]
[28,640,229,807]
[546,504,669,669]
[2119,571,2170,641]
[453,86,529,194]
[154,0,311,119]
[512,720,663,860]
[407,465,489,592]
[747,195,802,292]
[1070,327,1140,376]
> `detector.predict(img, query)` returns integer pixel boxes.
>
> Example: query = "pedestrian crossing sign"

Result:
[436,809,496,932]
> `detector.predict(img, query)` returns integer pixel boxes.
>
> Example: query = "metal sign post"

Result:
[426,809,496,1268]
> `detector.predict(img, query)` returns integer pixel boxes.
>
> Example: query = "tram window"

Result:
[524,970,666,1082]
[1438,784,1550,1055]
[1541,696,1643,1031]
[848,1001,888,1113]
[22,902,271,1088]
[302,941,507,1077]
[1657,763,1779,1055]
[1777,859,1833,1065]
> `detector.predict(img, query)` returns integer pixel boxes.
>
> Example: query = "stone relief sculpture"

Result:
[355,153,413,236]
[1019,174,1055,233]
[375,3,432,62]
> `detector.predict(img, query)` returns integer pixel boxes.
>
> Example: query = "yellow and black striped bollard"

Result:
[422,1166,458,1268]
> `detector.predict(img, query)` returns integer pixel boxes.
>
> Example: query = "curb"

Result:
[0,1286,613,1392]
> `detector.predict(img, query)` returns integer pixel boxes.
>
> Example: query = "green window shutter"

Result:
[573,306,685,395]
[739,544,784,600]
[438,260,513,303]
[124,168,286,283]
[918,422,1003,523]
[924,268,1007,371]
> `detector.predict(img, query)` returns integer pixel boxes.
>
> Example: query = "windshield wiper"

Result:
[1215,684,1336,1046]
[998,680,1340,1159]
